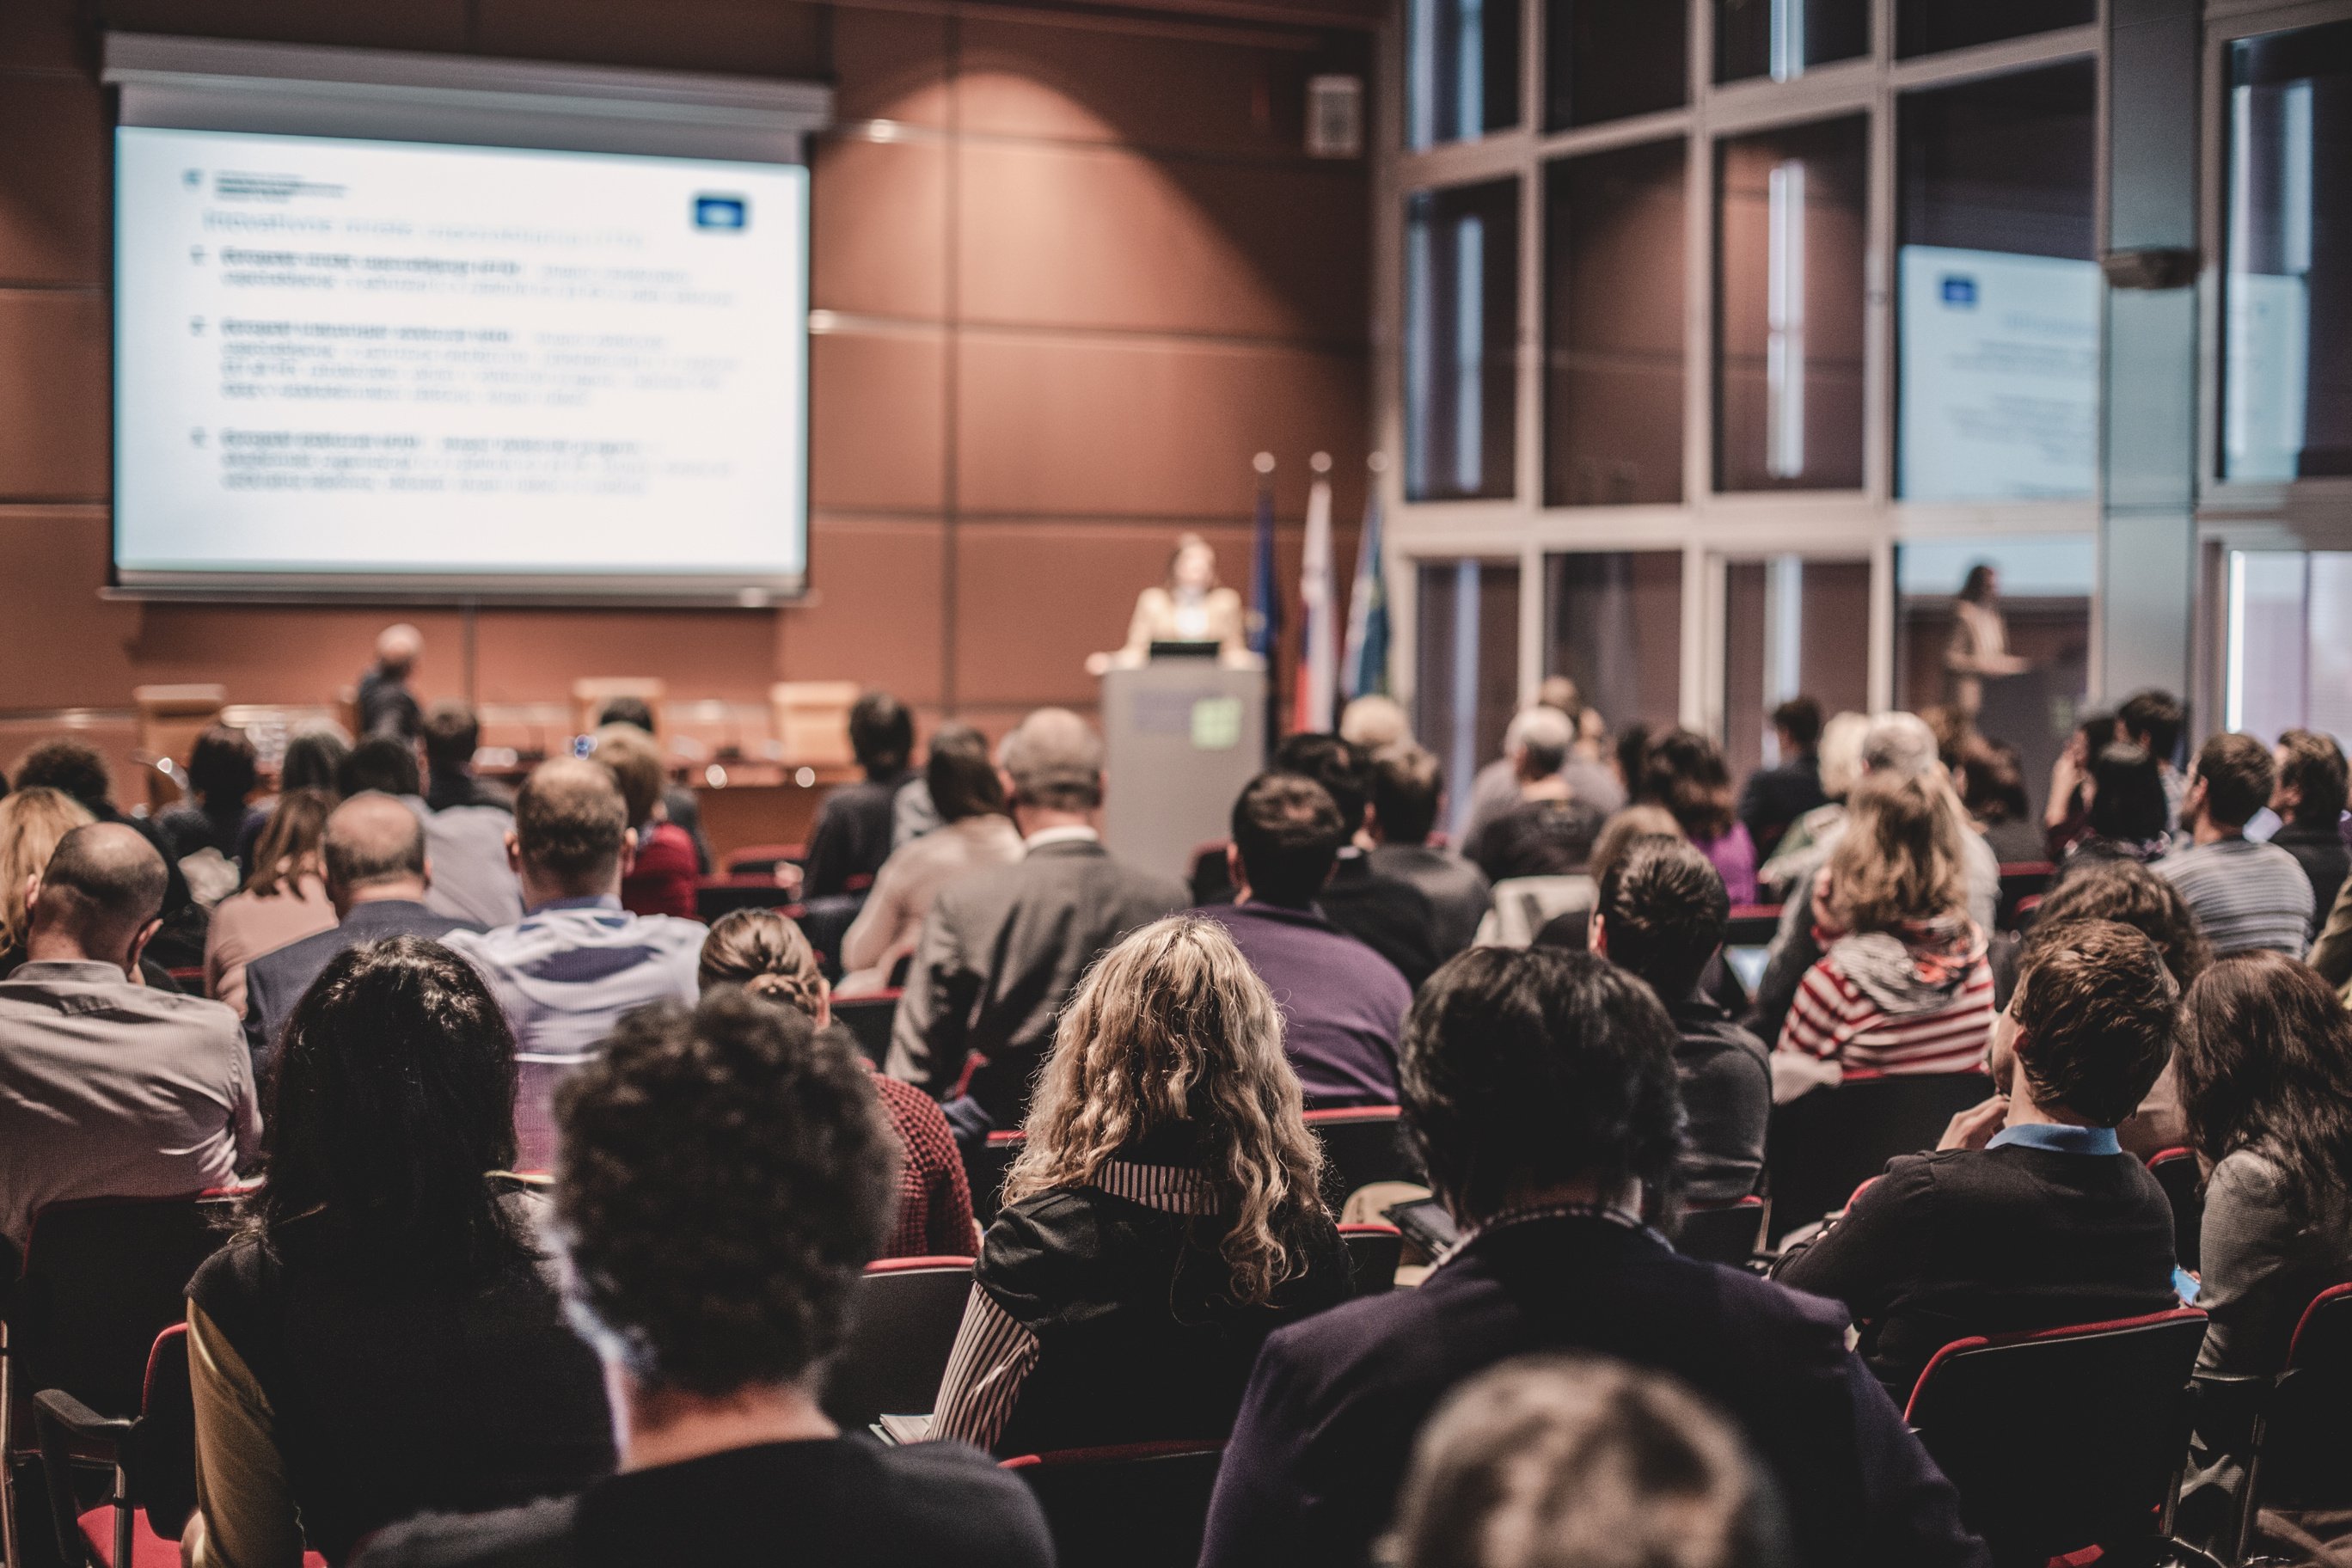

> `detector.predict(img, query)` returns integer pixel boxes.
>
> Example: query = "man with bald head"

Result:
[0,824,259,1246]
[358,622,425,741]
[241,792,485,1076]
[887,707,1186,1142]
[444,759,703,1164]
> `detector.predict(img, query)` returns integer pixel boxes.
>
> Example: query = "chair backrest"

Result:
[11,1192,235,1425]
[1338,1223,1402,1296]
[1764,1073,1993,1241]
[2256,1281,2352,1510]
[1303,1106,1420,1209]
[831,992,900,1069]
[130,1324,199,1539]
[1474,875,1597,948]
[1996,861,2056,929]
[1188,842,1233,907]
[1675,1197,1766,1266]
[1001,1441,1226,1568]
[1723,904,1783,947]
[1904,1308,2208,1560]
[720,843,804,878]
[2145,1147,2203,1272]
[966,1130,1026,1227]
[821,1257,975,1432]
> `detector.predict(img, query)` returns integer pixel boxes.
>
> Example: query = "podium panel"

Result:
[1100,665,1265,882]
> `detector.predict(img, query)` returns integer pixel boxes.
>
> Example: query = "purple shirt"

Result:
[1194,902,1406,1108]
[1694,823,1760,903]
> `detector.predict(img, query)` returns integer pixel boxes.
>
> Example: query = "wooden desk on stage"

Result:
[689,762,859,863]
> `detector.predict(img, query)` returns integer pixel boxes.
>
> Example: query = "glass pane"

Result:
[1544,139,1686,505]
[1896,0,2093,60]
[1896,63,2099,501]
[1543,551,1683,735]
[1720,556,1871,802]
[1716,0,1869,84]
[2224,21,2352,481]
[1406,179,1522,501]
[1715,115,1867,493]
[1405,0,1522,149]
[1894,537,2092,822]
[1417,560,1523,839]
[2225,552,2352,747]
[1546,0,1688,131]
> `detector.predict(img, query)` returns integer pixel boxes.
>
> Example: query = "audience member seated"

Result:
[15,736,204,966]
[421,701,513,813]
[1198,945,1986,1568]
[927,916,1349,1454]
[837,723,1022,996]
[356,989,1053,1568]
[889,708,1187,1142]
[2117,689,2188,835]
[237,730,352,868]
[1591,838,1767,1205]
[1365,744,1491,959]
[1956,736,2043,866]
[2268,727,2350,924]
[1756,710,1868,891]
[805,689,917,900]
[1269,733,1443,988]
[344,734,524,930]
[2063,742,2173,867]
[158,721,263,873]
[242,792,484,1079]
[1737,696,1828,865]
[2039,710,2116,860]
[185,940,614,1568]
[0,823,257,1246]
[0,786,94,977]
[1775,772,1995,1093]
[205,787,338,1017]
[1197,774,1406,1108]
[2159,732,2314,956]
[1337,693,1412,753]
[1464,707,1607,885]
[592,723,698,921]
[1640,729,1758,903]
[698,907,976,1259]
[358,622,425,741]
[1461,679,1627,848]
[596,696,709,873]
[1773,920,2180,1401]
[1387,1355,1790,1568]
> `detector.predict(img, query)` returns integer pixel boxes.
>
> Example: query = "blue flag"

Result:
[1247,479,1281,662]
[1341,487,1390,699]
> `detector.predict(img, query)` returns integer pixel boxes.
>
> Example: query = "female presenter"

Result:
[1944,562,2027,724]
[1086,533,1257,674]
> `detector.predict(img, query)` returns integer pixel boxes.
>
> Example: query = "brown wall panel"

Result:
[0,75,105,286]
[779,517,947,701]
[0,291,107,502]
[956,139,1364,341]
[98,0,470,51]
[812,136,948,322]
[470,607,780,703]
[122,605,469,706]
[808,328,948,512]
[0,0,85,72]
[830,8,952,126]
[469,0,826,74]
[0,506,138,706]
[959,17,1329,155]
[954,333,1365,518]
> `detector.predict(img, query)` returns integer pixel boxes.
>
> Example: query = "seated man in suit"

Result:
[1365,744,1489,961]
[341,735,524,931]
[1464,705,1607,884]
[1198,772,1406,1108]
[887,707,1187,1142]
[242,791,483,1078]
[421,701,514,813]
[1773,917,2181,1402]
[350,990,1054,1568]
[1199,945,1987,1568]
[1270,733,1442,989]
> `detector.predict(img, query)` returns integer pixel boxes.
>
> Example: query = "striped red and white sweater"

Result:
[1776,916,1994,1080]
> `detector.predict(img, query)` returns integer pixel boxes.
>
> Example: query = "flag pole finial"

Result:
[1309,450,1332,475]
[1367,451,1389,474]
[1253,451,1277,475]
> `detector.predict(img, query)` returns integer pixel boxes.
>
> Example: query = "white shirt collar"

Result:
[1023,824,1099,853]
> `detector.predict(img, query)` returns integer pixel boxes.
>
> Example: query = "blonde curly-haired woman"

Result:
[925,914,1350,1455]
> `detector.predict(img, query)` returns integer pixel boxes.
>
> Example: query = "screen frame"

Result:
[101,33,827,607]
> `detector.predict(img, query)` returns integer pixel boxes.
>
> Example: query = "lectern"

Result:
[1099,663,1265,881]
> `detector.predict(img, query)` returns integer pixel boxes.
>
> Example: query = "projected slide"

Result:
[1897,245,2098,504]
[113,126,808,588]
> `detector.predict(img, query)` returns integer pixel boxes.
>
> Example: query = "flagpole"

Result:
[1247,450,1281,756]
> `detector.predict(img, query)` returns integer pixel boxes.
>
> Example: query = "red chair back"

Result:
[1001,1441,1225,1568]
[1903,1308,2208,1561]
[830,990,900,1069]
[821,1257,975,1433]
[1764,1073,1994,1241]
[2145,1147,2203,1272]
[1338,1223,1402,1296]
[1302,1106,1419,1206]
[721,844,803,877]
[2253,1281,2352,1511]
[1675,1197,1766,1266]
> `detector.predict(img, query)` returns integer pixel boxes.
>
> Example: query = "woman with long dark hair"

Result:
[204,787,338,1017]
[1638,729,1758,903]
[184,939,610,1567]
[2065,743,2172,866]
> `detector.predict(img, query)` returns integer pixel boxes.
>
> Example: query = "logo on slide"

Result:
[694,195,748,230]
[1939,274,1978,308]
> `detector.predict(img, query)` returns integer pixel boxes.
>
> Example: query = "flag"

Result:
[1341,487,1391,700]
[1294,469,1337,734]
[1246,474,1281,665]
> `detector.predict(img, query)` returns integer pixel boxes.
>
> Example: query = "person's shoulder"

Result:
[872,1442,1055,1563]
[187,1228,279,1319]
[348,1496,579,1568]
[978,1188,1110,1315]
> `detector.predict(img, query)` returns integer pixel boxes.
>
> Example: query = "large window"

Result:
[1720,555,1870,780]
[2226,551,2352,745]
[1545,139,1687,505]
[1546,0,1687,130]
[1405,180,1521,501]
[1715,0,1868,84]
[1896,0,2093,61]
[1715,115,1867,493]
[2224,20,2352,481]
[1545,551,1684,734]
[1417,560,1522,836]
[1896,62,2099,501]
[1406,0,1522,149]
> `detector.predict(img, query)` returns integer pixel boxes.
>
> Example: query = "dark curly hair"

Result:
[1596,836,1729,1005]
[14,737,113,812]
[1638,729,1736,841]
[248,936,524,1280]
[2009,919,2177,1127]
[551,990,899,1396]
[1402,946,1684,1227]
[2036,857,2210,992]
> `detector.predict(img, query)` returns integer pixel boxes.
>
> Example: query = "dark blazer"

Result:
[242,900,482,1078]
[804,770,914,899]
[886,838,1186,1128]
[1668,991,1771,1205]
[2271,819,2352,930]
[1773,1141,2179,1401]
[1366,842,1491,959]
[1738,755,1827,862]
[1314,851,1442,990]
[1198,1213,1989,1568]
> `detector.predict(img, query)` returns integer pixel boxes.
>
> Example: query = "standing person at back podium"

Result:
[1943,565,2026,726]
[1087,533,1255,672]
[359,622,426,742]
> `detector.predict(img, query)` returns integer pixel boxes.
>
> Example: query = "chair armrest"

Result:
[32,1387,134,1451]
[2186,1372,2269,1455]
